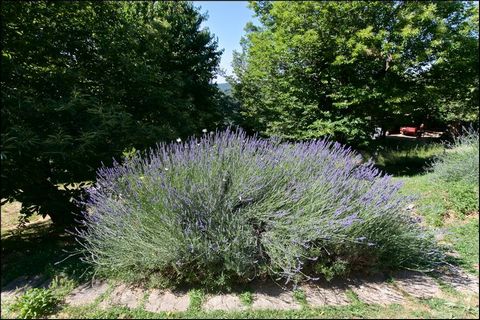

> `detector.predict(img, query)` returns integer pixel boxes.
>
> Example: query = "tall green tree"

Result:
[1,1,221,225]
[231,1,479,145]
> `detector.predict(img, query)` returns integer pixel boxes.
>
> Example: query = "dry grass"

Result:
[1,200,51,234]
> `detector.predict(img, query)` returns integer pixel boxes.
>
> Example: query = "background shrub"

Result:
[77,128,444,288]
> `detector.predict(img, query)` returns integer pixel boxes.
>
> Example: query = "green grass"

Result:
[361,138,444,176]
[446,218,479,275]
[395,174,448,226]
[292,289,307,307]
[238,291,253,307]
[394,174,478,275]
[188,289,206,312]
[344,289,362,305]
[59,297,479,319]
[8,288,59,319]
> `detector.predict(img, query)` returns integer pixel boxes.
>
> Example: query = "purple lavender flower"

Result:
[75,127,441,288]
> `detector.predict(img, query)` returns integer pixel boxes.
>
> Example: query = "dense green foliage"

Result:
[10,288,58,319]
[231,1,479,145]
[0,1,222,224]
[77,129,443,289]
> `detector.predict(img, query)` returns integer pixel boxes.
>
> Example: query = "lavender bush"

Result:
[76,128,443,287]
[428,128,479,215]
[429,128,479,186]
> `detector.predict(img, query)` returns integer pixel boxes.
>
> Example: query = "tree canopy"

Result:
[1,1,222,224]
[231,1,479,145]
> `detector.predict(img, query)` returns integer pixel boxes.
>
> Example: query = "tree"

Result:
[231,1,479,145]
[1,1,222,225]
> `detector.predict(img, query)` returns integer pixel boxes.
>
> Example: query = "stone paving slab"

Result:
[203,293,245,311]
[302,282,350,306]
[435,266,479,294]
[99,284,144,309]
[350,279,405,305]
[393,271,442,299]
[64,280,109,306]
[61,268,479,312]
[250,282,301,310]
[144,289,190,313]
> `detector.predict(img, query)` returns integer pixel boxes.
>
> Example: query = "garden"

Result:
[1,1,479,319]
[1,129,478,319]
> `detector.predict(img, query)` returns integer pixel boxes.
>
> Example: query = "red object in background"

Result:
[400,126,418,136]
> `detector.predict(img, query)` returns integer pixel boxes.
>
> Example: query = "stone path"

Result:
[2,266,478,313]
[203,294,245,311]
[144,289,189,312]
[435,266,479,294]
[302,282,350,307]
[393,270,443,299]
[65,280,109,307]
[348,275,406,305]
[250,282,301,310]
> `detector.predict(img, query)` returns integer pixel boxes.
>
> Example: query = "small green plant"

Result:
[11,288,58,319]
[188,289,205,312]
[314,260,349,281]
[48,275,77,299]
[345,289,362,305]
[293,289,307,307]
[122,146,138,162]
[239,291,253,307]
[385,275,395,284]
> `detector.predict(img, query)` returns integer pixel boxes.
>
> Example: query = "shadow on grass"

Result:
[359,137,444,177]
[375,155,438,176]
[1,220,91,288]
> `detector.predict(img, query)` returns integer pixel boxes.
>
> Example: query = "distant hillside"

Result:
[217,82,232,95]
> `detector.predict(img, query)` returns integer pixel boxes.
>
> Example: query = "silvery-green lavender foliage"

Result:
[76,128,443,286]
[430,128,479,186]
[428,128,479,214]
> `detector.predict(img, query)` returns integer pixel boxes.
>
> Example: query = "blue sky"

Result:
[195,1,257,83]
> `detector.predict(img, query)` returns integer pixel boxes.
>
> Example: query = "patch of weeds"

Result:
[61,298,479,319]
[138,290,151,310]
[188,288,205,312]
[10,288,59,319]
[92,281,116,307]
[369,140,444,177]
[395,174,447,226]
[293,288,307,307]
[49,274,78,299]
[444,182,479,216]
[239,291,253,307]
[424,297,479,319]
[313,260,348,282]
[433,277,459,296]
[446,218,479,274]
[64,305,160,319]
[345,289,362,305]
